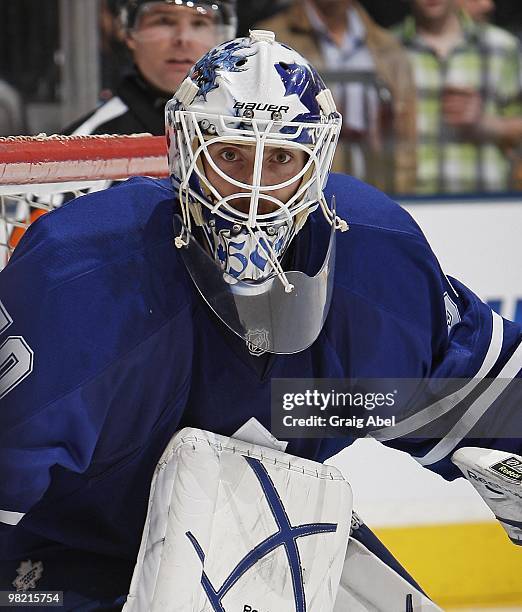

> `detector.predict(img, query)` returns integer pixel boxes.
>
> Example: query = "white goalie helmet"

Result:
[166,30,346,354]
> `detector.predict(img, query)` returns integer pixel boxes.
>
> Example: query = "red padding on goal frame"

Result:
[0,135,169,185]
[0,135,166,163]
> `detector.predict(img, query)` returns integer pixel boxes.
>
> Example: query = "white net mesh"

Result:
[0,134,169,269]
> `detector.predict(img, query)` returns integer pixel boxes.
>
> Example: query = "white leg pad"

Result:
[123,428,353,611]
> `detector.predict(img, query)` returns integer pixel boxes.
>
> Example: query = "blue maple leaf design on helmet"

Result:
[190,38,256,100]
[275,62,325,120]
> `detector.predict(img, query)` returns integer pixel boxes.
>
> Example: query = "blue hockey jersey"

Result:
[0,174,520,606]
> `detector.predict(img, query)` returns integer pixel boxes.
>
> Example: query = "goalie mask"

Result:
[166,30,346,354]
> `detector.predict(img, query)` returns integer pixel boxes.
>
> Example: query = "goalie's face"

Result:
[202,142,308,215]
[189,140,310,284]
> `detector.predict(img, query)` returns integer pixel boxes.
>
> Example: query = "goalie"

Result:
[0,29,521,610]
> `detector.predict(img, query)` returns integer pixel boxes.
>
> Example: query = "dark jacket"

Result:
[64,69,170,136]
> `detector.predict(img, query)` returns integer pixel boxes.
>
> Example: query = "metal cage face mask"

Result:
[171,112,340,286]
[166,31,347,354]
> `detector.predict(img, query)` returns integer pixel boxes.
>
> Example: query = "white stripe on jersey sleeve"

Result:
[0,509,25,526]
[370,310,504,443]
[71,96,129,135]
[417,337,522,466]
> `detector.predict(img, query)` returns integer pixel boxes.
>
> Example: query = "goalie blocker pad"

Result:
[452,447,522,545]
[123,428,352,612]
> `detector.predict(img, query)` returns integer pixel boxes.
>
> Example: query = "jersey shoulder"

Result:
[8,177,177,288]
[0,177,192,414]
[324,173,447,338]
[325,172,426,242]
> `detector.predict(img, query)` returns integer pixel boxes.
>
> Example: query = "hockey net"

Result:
[0,134,169,270]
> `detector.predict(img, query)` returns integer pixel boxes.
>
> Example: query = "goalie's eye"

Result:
[219,149,240,163]
[271,150,293,164]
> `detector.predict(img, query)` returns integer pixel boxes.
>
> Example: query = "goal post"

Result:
[0,134,169,268]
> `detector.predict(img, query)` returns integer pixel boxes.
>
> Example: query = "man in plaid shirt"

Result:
[395,0,522,194]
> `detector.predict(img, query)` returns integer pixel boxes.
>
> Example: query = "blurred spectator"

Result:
[0,78,25,136]
[237,0,291,36]
[458,0,495,23]
[395,0,522,194]
[66,0,236,136]
[99,0,131,101]
[256,0,417,194]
